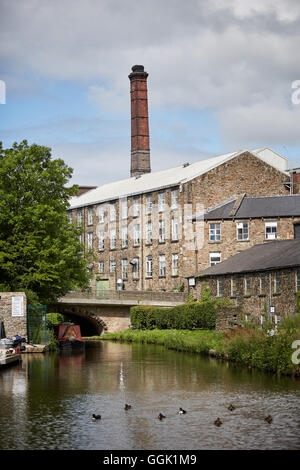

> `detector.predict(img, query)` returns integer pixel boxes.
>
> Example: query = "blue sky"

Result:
[1,0,300,186]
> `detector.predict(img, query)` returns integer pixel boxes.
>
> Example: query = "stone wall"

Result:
[193,267,299,323]
[216,305,243,333]
[0,292,27,338]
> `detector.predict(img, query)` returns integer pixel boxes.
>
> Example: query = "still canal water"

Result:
[0,341,299,450]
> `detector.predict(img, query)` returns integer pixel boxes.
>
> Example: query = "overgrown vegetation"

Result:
[102,314,300,376]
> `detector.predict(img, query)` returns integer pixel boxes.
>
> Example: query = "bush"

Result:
[130,300,217,330]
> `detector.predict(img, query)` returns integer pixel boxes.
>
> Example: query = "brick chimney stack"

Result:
[129,65,151,177]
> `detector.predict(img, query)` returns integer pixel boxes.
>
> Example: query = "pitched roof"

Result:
[201,195,300,220]
[190,239,300,277]
[69,147,288,209]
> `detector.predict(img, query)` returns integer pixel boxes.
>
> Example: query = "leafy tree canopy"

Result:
[0,140,92,304]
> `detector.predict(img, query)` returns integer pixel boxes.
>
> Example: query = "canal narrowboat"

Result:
[56,323,85,351]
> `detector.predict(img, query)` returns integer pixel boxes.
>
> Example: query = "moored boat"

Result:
[55,323,85,351]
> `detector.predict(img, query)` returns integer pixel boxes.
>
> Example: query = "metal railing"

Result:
[62,289,187,303]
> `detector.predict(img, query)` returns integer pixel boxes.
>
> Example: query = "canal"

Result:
[0,341,299,450]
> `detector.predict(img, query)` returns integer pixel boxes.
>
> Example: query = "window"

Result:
[122,259,128,280]
[121,226,128,248]
[133,198,140,217]
[159,255,166,277]
[146,221,152,244]
[134,224,140,246]
[217,279,223,297]
[146,256,153,278]
[87,232,93,249]
[77,210,83,226]
[237,222,249,240]
[296,269,300,291]
[260,274,266,295]
[121,199,128,220]
[159,219,166,243]
[110,260,116,273]
[171,217,179,241]
[171,189,178,209]
[265,221,277,240]
[132,257,140,279]
[275,314,281,326]
[172,254,178,276]
[110,203,116,222]
[68,212,73,223]
[98,261,104,274]
[88,208,93,225]
[98,206,105,223]
[245,314,251,323]
[209,252,221,266]
[260,314,266,326]
[273,272,280,294]
[146,195,152,214]
[209,223,221,242]
[110,228,116,249]
[98,231,104,251]
[244,277,251,296]
[231,277,237,297]
[158,193,165,212]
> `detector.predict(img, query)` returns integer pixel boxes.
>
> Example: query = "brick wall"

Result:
[0,292,27,338]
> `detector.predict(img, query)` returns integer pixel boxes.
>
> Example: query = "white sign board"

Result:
[11,296,24,317]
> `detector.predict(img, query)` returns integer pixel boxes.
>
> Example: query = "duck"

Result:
[124,404,132,410]
[158,413,166,420]
[178,407,186,415]
[214,418,222,427]
[264,415,273,424]
[92,414,101,420]
[228,404,236,411]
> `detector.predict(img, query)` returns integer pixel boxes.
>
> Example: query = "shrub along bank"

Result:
[102,314,300,377]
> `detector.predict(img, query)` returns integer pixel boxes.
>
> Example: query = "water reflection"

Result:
[0,341,299,450]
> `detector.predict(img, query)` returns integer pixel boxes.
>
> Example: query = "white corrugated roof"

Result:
[69,147,288,209]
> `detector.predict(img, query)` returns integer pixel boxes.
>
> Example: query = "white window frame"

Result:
[98,230,104,251]
[110,228,116,249]
[122,259,128,280]
[158,193,166,212]
[172,217,179,241]
[109,260,116,273]
[146,195,152,214]
[171,189,178,209]
[273,271,280,294]
[87,232,93,249]
[209,223,221,242]
[146,256,153,278]
[265,221,277,240]
[159,219,166,243]
[98,206,105,223]
[121,226,128,248]
[132,257,140,279]
[231,277,237,297]
[133,198,140,217]
[146,221,152,244]
[134,224,140,246]
[121,199,128,220]
[217,278,223,297]
[88,208,93,225]
[98,261,104,274]
[172,253,178,276]
[77,210,83,226]
[209,252,221,266]
[110,203,116,222]
[244,277,251,296]
[237,222,249,241]
[159,255,166,277]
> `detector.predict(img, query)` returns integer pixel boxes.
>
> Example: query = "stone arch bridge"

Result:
[53,290,187,336]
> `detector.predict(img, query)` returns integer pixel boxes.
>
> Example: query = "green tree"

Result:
[0,140,92,304]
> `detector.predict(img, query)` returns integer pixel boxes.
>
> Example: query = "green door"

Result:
[96,279,109,299]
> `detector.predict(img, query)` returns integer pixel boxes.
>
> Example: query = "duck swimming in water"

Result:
[92,414,101,420]
[214,418,222,427]
[228,404,236,411]
[124,404,132,410]
[264,415,273,424]
[158,413,166,420]
[178,407,186,414]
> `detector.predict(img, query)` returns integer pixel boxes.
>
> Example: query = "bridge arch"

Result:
[55,305,108,336]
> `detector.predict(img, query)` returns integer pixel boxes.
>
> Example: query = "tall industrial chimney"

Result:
[129,65,151,177]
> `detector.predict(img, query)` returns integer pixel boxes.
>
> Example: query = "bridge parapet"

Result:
[59,289,187,306]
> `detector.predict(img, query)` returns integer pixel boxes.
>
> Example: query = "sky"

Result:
[1,0,300,186]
